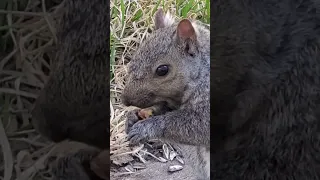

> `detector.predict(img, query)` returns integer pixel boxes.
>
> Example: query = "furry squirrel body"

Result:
[122,9,210,179]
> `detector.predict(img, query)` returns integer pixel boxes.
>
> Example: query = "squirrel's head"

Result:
[121,8,209,109]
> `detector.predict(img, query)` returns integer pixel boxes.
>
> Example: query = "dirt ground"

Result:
[111,160,196,180]
[110,144,199,180]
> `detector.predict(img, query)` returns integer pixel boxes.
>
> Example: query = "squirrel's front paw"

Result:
[127,120,156,146]
[125,109,141,134]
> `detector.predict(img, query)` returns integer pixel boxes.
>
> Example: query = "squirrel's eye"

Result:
[156,65,169,76]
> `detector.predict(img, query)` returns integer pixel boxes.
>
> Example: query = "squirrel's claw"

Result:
[126,121,151,146]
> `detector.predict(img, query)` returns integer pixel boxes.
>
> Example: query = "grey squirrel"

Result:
[31,0,110,179]
[210,0,320,179]
[31,0,109,149]
[122,8,210,180]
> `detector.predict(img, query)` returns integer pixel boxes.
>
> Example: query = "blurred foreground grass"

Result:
[0,0,71,179]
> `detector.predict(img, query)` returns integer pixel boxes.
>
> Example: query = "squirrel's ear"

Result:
[154,8,175,30]
[176,19,198,56]
[177,19,197,41]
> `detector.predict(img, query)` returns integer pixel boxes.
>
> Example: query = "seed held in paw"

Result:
[137,108,154,120]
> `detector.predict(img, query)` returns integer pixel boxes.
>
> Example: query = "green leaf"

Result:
[111,0,118,19]
[181,0,194,18]
[120,0,125,28]
[132,9,143,22]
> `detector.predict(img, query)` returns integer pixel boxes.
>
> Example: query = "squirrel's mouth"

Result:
[157,101,177,111]
[149,95,180,110]
[122,93,180,111]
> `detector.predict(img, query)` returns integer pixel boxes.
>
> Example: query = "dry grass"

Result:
[0,0,75,179]
[110,0,209,170]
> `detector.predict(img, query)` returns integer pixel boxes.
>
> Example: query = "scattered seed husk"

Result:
[169,150,177,161]
[135,153,147,164]
[168,165,184,172]
[171,144,184,156]
[175,156,185,165]
[162,144,170,160]
[158,156,168,163]
[138,149,168,163]
[167,143,175,152]
[124,164,135,172]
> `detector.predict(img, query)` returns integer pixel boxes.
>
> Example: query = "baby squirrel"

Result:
[122,8,210,179]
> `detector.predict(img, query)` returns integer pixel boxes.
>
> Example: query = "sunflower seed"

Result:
[158,156,168,163]
[168,165,183,172]
[124,165,135,172]
[175,156,185,165]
